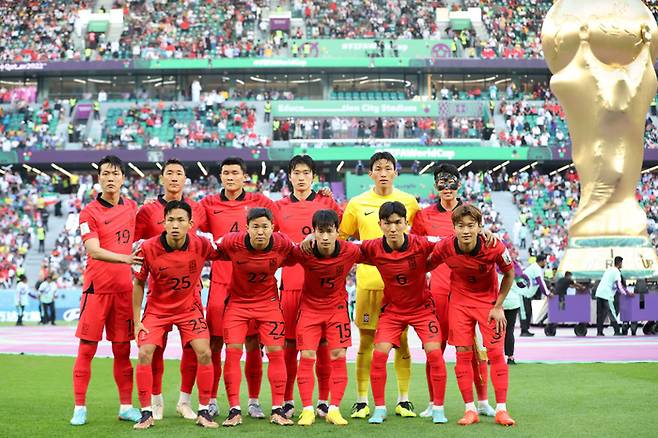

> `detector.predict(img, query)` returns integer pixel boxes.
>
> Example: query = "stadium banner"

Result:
[0,288,82,323]
[293,39,454,59]
[146,57,411,70]
[345,172,435,199]
[0,60,131,73]
[0,151,18,164]
[272,100,438,117]
[18,148,264,164]
[293,146,530,161]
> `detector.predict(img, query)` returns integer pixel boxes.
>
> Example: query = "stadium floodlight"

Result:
[418,161,435,175]
[491,160,510,173]
[530,161,539,168]
[641,164,658,174]
[0,168,5,174]
[261,161,267,176]
[127,162,145,178]
[458,160,472,172]
[51,163,73,178]
[155,162,163,170]
[91,163,98,170]
[336,161,345,172]
[197,161,208,177]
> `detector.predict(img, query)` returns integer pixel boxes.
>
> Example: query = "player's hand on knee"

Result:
[488,307,506,333]
[135,322,149,340]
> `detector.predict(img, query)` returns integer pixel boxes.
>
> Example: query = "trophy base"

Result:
[557,236,658,280]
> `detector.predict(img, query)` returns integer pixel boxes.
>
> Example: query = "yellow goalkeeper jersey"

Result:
[339,188,420,290]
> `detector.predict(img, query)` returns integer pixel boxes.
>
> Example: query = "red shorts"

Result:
[374,301,442,347]
[448,303,505,349]
[281,289,302,341]
[75,291,133,342]
[433,292,450,345]
[223,299,285,346]
[139,304,209,348]
[206,281,228,337]
[296,304,351,351]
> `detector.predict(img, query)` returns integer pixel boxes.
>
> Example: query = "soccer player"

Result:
[355,202,447,425]
[287,209,360,426]
[71,155,142,426]
[275,155,343,419]
[339,152,420,419]
[411,164,495,417]
[134,159,208,420]
[215,208,294,427]
[200,157,279,418]
[132,200,219,430]
[429,204,516,427]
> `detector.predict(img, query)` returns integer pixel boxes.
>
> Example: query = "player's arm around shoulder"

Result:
[132,245,149,340]
[426,237,451,271]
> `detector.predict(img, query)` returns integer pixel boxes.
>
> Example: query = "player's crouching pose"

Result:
[429,204,516,427]
[132,200,222,430]
[360,202,448,425]
[286,210,362,426]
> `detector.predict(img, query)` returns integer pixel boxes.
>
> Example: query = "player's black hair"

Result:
[97,155,125,175]
[220,157,247,173]
[247,207,273,224]
[536,254,547,263]
[614,256,623,266]
[164,200,193,220]
[369,152,396,171]
[288,155,316,175]
[161,158,186,175]
[565,271,573,277]
[18,274,27,282]
[433,163,460,181]
[379,201,407,221]
[312,209,340,230]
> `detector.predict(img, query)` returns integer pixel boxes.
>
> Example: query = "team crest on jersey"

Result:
[189,260,197,272]
[270,259,277,270]
[408,256,417,270]
[336,266,344,276]
[479,264,487,273]
[363,313,370,324]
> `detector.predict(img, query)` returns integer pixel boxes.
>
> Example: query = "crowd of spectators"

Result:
[1,100,66,152]
[273,116,483,141]
[497,99,567,147]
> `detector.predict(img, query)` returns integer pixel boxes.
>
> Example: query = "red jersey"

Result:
[135,233,221,315]
[275,191,343,291]
[287,241,361,310]
[411,199,463,296]
[200,190,279,285]
[360,234,436,311]
[430,236,514,308]
[79,194,137,294]
[216,231,293,304]
[134,194,208,240]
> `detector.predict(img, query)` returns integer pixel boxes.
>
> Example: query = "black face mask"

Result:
[435,172,459,191]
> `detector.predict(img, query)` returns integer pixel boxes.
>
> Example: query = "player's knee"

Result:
[330,348,346,360]
[138,347,154,365]
[266,345,283,353]
[424,342,441,353]
[456,346,473,353]
[487,348,505,363]
[374,343,393,354]
[300,350,316,359]
[358,329,375,350]
[196,348,212,365]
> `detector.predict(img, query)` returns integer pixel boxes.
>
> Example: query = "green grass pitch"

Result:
[3,354,656,437]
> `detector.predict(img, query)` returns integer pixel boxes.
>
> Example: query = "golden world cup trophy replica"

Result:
[542,0,658,279]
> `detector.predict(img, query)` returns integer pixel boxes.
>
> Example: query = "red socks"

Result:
[425,361,434,402]
[487,348,509,403]
[111,342,133,404]
[180,345,198,394]
[284,345,298,401]
[245,348,263,399]
[151,346,164,396]
[196,362,214,406]
[210,349,222,398]
[473,356,489,401]
[136,363,153,408]
[330,356,348,407]
[316,344,331,401]
[426,349,447,406]
[370,350,389,406]
[455,350,475,403]
[73,341,98,405]
[297,356,316,407]
[266,350,286,407]
[224,348,243,407]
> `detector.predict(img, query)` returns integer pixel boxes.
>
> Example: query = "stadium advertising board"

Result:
[294,39,453,59]
[272,101,437,117]
[146,57,411,69]
[293,146,530,161]
[0,60,130,72]
[19,148,262,164]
